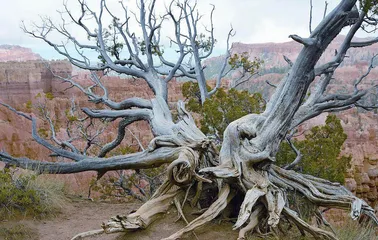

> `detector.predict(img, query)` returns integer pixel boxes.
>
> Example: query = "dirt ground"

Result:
[0,196,238,240]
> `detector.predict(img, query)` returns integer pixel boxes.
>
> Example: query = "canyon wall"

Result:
[0,60,72,104]
[0,45,41,62]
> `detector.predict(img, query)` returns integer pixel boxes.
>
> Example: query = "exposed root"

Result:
[233,187,265,229]
[174,195,188,224]
[282,207,337,240]
[152,180,174,198]
[190,181,202,208]
[315,209,336,234]
[71,145,378,240]
[174,195,200,240]
[182,183,192,207]
[265,187,285,227]
[162,183,233,240]
[269,165,378,223]
[71,229,104,240]
[167,148,199,187]
[102,187,182,233]
[237,205,263,240]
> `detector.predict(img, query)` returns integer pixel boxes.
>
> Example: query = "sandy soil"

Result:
[1,197,238,240]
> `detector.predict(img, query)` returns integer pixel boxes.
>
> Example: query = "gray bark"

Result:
[2,1,378,240]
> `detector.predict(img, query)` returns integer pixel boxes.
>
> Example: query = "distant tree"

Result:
[276,115,351,183]
[228,52,264,88]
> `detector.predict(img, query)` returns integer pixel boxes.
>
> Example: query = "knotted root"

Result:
[71,148,378,240]
[102,186,182,233]
[233,187,265,229]
[71,229,105,240]
[269,165,378,223]
[167,148,199,186]
[237,205,264,240]
[162,183,234,240]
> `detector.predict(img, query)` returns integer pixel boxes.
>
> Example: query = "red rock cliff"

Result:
[0,45,42,62]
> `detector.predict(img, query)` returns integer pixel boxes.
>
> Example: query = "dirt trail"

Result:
[1,197,238,240]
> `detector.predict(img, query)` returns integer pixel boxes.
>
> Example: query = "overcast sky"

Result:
[0,0,369,60]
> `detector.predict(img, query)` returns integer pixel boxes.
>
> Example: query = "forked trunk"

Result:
[2,0,378,239]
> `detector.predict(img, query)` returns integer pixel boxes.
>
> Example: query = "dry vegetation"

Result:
[244,219,378,240]
[0,224,38,240]
[0,168,66,220]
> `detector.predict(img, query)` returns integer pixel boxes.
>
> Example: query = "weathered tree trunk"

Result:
[2,0,378,239]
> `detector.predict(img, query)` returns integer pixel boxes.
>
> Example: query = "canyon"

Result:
[0,45,41,62]
[1,40,378,223]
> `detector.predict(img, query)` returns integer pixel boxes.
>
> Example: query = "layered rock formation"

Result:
[230,35,378,69]
[0,60,72,104]
[0,45,41,62]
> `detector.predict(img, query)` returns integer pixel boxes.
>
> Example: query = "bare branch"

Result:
[39,105,80,154]
[354,53,378,91]
[0,102,85,161]
[199,4,216,60]
[265,80,277,88]
[309,0,313,34]
[283,55,293,67]
[81,108,152,120]
[208,27,235,96]
[98,117,139,157]
[44,62,152,110]
[283,133,303,170]
[232,74,255,89]
[315,10,365,76]
[351,37,378,47]
[0,146,185,174]
[323,1,329,19]
[289,34,316,46]
[0,102,31,120]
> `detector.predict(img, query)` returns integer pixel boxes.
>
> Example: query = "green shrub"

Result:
[37,128,49,138]
[275,115,351,221]
[44,92,54,100]
[25,100,32,112]
[0,168,65,220]
[276,115,351,184]
[182,82,266,139]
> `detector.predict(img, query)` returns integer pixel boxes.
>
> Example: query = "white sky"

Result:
[0,0,369,60]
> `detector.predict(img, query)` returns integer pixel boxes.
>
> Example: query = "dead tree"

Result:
[1,0,378,239]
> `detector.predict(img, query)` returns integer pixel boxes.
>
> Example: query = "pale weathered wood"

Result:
[2,1,378,240]
[233,187,266,230]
